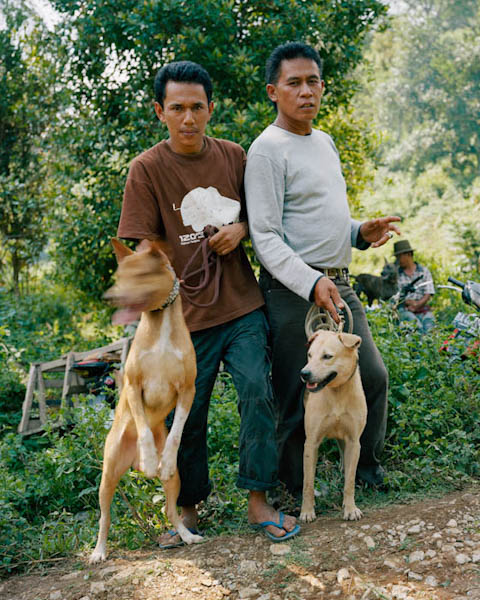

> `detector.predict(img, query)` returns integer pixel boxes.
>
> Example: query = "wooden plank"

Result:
[22,422,59,437]
[18,364,37,434]
[39,358,69,371]
[61,352,74,407]
[36,367,47,425]
[71,338,132,361]
[26,419,42,432]
[42,379,65,389]
[19,337,133,435]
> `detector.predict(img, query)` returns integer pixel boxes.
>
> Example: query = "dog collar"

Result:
[159,274,180,310]
[345,358,359,384]
[151,266,180,312]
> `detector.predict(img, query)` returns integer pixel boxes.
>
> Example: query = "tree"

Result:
[0,1,65,294]
[357,0,480,186]
[47,0,387,298]
[351,0,480,274]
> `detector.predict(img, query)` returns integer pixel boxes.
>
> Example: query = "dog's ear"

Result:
[111,238,134,263]
[307,331,322,346]
[338,333,362,349]
[149,239,173,263]
[135,239,169,262]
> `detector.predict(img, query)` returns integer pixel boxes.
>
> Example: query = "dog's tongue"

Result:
[112,308,141,325]
[306,382,318,391]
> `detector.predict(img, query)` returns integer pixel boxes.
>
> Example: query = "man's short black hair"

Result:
[265,42,323,85]
[153,61,213,107]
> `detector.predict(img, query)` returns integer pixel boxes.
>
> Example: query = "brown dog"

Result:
[90,239,202,563]
[299,330,367,523]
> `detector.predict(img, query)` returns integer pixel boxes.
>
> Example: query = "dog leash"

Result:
[180,225,223,308]
[304,303,354,339]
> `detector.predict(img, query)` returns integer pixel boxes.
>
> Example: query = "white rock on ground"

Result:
[407,525,421,534]
[446,519,457,527]
[89,581,106,594]
[336,568,350,583]
[408,550,425,563]
[363,536,375,549]
[239,560,258,573]
[455,553,471,565]
[269,544,291,556]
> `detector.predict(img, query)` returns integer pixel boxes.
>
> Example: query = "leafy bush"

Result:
[370,307,480,486]
[0,380,243,577]
[1,278,479,577]
[0,283,121,434]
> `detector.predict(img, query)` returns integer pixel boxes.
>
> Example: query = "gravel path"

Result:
[1,485,479,600]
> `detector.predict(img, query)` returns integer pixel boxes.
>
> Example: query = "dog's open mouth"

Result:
[112,307,143,325]
[104,289,150,325]
[305,371,337,393]
[110,300,149,325]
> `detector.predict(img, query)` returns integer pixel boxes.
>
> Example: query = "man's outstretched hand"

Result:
[360,216,401,248]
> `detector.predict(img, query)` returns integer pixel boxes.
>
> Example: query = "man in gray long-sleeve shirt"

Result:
[245,42,401,502]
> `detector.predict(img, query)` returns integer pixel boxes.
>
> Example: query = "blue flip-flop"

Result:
[159,527,202,549]
[250,511,300,542]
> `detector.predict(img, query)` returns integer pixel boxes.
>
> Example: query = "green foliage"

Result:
[358,0,480,185]
[0,2,66,293]
[2,280,479,576]
[0,377,244,576]
[370,307,480,487]
[46,0,387,298]
[352,0,480,273]
[0,282,120,433]
[0,401,110,575]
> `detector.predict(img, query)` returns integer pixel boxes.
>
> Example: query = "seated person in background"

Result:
[394,239,435,333]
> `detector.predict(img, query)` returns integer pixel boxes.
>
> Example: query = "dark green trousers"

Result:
[175,308,280,506]
[259,269,388,497]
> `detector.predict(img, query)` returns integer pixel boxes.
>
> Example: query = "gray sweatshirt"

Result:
[245,124,363,301]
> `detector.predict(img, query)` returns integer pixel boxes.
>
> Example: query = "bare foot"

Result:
[247,491,297,539]
[157,505,198,547]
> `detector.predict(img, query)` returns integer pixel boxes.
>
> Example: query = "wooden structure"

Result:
[18,337,133,436]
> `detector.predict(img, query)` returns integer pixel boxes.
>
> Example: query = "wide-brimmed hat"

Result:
[393,239,414,256]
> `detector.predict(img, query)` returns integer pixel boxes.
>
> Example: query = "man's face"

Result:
[267,58,324,134]
[398,252,414,269]
[154,81,213,154]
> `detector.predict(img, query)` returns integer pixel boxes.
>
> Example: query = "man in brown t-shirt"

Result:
[117,60,299,545]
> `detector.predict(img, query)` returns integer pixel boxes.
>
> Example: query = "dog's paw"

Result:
[139,432,158,478]
[343,506,363,521]
[186,533,203,545]
[159,450,176,481]
[299,508,316,523]
[178,525,203,545]
[89,548,107,563]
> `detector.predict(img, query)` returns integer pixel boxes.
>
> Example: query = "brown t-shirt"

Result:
[117,137,264,332]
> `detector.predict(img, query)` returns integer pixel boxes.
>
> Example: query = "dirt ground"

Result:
[1,484,479,600]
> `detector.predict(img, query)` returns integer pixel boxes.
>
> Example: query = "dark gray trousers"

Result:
[259,269,388,497]
[175,308,280,506]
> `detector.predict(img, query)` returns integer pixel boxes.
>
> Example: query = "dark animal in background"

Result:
[352,259,399,306]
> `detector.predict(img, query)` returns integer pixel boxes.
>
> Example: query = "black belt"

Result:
[311,267,350,282]
[259,266,350,290]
